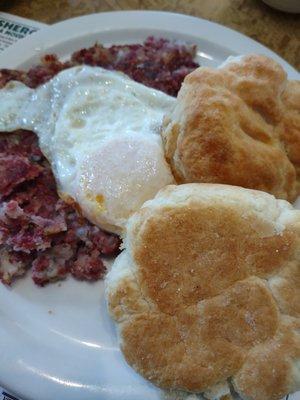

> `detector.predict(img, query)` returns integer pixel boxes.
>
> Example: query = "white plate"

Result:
[0,11,299,400]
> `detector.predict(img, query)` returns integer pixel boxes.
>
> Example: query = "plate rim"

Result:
[0,9,299,400]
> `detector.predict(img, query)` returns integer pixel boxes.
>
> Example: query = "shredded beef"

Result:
[0,155,42,199]
[31,244,73,286]
[0,247,33,285]
[0,37,199,96]
[0,130,43,160]
[71,248,105,281]
[71,36,198,96]
[0,131,121,286]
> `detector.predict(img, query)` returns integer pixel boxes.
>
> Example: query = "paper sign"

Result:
[0,12,46,52]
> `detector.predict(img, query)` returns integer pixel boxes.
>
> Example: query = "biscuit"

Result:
[106,183,300,400]
[162,55,300,202]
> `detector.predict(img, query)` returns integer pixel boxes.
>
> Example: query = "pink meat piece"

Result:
[89,226,121,255]
[0,56,73,89]
[0,200,67,253]
[12,168,63,219]
[71,247,106,281]
[0,130,43,160]
[0,69,27,89]
[72,222,121,255]
[31,243,74,286]
[0,155,42,199]
[0,247,32,284]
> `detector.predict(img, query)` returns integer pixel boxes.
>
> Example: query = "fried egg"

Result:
[0,66,175,233]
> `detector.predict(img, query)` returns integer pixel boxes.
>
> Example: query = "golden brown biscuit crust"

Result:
[280,80,300,194]
[162,55,300,202]
[107,184,300,400]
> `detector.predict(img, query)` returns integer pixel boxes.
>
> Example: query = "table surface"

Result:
[1,0,299,70]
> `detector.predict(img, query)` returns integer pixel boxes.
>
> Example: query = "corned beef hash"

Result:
[0,37,198,286]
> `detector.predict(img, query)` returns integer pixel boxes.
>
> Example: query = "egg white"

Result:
[0,66,175,233]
